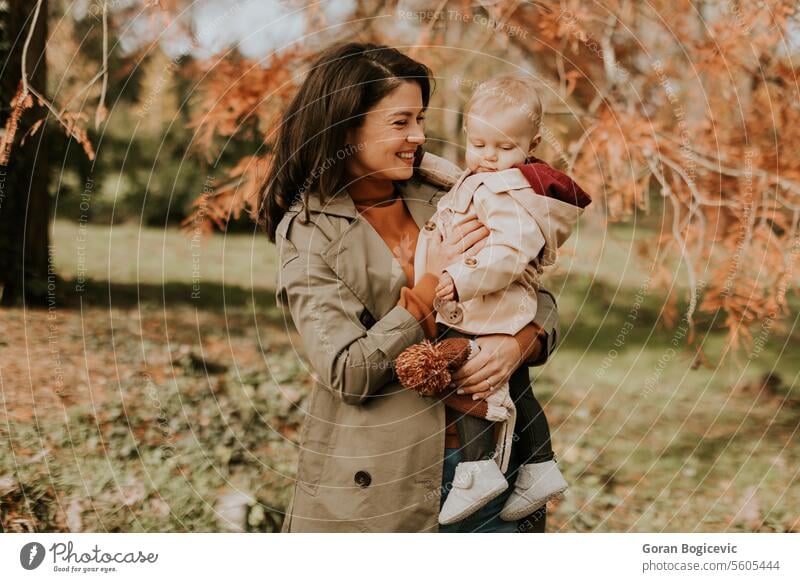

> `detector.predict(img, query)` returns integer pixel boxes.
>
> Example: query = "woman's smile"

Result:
[396,150,416,165]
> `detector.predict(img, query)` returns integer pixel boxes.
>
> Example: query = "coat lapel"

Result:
[310,178,444,319]
[398,178,441,230]
[321,218,410,319]
[446,170,481,213]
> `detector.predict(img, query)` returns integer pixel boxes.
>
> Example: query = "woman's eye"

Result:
[501,146,514,150]
[393,120,407,126]
[472,143,484,148]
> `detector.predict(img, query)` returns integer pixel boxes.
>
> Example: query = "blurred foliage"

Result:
[24,0,798,350]
[45,4,261,229]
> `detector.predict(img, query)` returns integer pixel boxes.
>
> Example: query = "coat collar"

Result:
[439,169,473,213]
[288,189,356,219]
[289,175,442,229]
[443,168,532,213]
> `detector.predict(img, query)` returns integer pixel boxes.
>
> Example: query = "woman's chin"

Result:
[388,166,415,181]
[366,164,414,182]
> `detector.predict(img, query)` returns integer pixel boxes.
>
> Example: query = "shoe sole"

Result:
[499,487,567,522]
[438,481,509,526]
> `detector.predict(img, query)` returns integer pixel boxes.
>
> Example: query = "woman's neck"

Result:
[346,176,397,207]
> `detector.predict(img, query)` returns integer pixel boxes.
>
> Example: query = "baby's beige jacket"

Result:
[413,154,585,336]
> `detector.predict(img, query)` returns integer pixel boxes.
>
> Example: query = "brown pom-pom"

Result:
[395,338,471,396]
[396,341,450,396]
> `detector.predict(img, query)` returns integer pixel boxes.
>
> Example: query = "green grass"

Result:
[536,222,799,531]
[52,219,278,292]
[1,219,797,532]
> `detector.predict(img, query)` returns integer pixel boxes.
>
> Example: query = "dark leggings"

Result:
[442,326,555,466]
[441,358,549,532]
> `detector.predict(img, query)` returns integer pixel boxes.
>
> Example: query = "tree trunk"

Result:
[1,0,50,306]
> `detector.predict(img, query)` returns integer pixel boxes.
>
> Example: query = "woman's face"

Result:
[345,81,426,183]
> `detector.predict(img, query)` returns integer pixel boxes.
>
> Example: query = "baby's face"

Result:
[464,105,538,174]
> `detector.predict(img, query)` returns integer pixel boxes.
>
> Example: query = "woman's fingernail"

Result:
[456,389,464,395]
[472,394,479,400]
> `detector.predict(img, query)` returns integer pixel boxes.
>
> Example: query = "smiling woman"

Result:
[258,43,432,238]
[257,42,558,532]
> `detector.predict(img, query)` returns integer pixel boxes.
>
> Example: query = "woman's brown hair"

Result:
[258,43,432,242]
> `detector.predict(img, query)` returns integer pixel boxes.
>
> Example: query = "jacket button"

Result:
[359,310,375,329]
[423,221,437,232]
[449,306,463,324]
[434,299,463,324]
[354,471,372,488]
[443,305,463,325]
[463,256,478,267]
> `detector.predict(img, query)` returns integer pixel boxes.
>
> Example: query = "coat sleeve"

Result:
[525,287,559,367]
[275,215,426,406]
[445,187,547,302]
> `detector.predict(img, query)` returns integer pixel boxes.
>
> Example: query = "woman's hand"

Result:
[425,218,489,276]
[451,334,535,400]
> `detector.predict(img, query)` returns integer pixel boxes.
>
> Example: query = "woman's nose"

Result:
[407,130,425,145]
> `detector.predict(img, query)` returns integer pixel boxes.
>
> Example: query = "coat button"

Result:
[463,256,478,267]
[423,221,437,232]
[437,301,463,325]
[354,471,372,488]
[359,309,375,329]
[446,306,463,324]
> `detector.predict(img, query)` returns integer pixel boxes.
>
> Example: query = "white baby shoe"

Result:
[439,459,509,525]
[499,460,568,521]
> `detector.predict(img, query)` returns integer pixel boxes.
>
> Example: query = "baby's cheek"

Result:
[502,150,527,169]
[464,150,481,172]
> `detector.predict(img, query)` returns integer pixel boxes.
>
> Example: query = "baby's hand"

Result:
[436,272,457,301]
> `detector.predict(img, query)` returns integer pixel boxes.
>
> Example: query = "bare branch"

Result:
[656,131,800,203]
[21,0,45,98]
[95,1,110,129]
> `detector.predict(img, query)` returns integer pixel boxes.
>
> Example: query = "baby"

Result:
[412,73,591,525]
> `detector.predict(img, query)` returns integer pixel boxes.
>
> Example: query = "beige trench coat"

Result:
[274,154,559,532]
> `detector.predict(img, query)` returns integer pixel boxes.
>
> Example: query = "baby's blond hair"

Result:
[463,73,543,135]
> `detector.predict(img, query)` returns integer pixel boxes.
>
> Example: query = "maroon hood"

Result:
[513,157,592,209]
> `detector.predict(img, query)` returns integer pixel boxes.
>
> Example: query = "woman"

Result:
[260,43,559,532]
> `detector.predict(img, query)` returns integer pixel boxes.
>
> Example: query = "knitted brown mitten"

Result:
[395,338,471,396]
[440,392,490,419]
